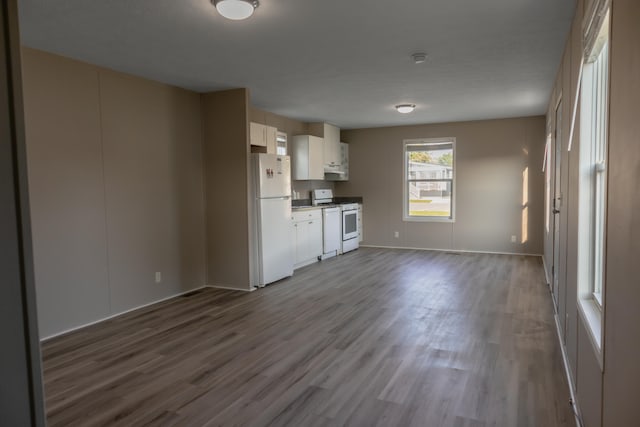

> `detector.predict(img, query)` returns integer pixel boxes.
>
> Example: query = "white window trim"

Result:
[576,7,610,370]
[402,138,456,223]
[578,299,604,369]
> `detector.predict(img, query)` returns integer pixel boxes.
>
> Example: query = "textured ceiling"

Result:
[18,0,575,129]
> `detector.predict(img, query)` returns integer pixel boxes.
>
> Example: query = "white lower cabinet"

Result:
[292,209,323,269]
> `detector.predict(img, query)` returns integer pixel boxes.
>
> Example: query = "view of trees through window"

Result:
[405,141,454,219]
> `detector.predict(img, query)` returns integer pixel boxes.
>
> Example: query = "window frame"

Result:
[577,7,610,364]
[402,138,456,223]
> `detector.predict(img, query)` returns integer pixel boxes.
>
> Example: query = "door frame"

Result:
[552,95,563,312]
[0,0,46,425]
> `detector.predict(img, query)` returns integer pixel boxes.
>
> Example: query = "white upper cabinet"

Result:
[291,135,324,180]
[265,125,277,154]
[323,123,341,167]
[309,122,341,167]
[325,142,349,181]
[250,122,277,153]
[250,122,266,147]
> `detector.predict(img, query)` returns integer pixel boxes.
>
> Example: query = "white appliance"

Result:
[341,203,360,253]
[312,188,333,206]
[252,153,293,287]
[321,207,341,259]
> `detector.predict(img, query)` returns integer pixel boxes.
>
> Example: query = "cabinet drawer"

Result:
[292,209,322,222]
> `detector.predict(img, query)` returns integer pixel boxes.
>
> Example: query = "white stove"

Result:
[340,203,359,253]
[311,189,360,254]
[312,188,334,206]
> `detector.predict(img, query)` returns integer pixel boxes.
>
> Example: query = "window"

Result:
[276,132,287,155]
[578,10,609,313]
[403,138,455,221]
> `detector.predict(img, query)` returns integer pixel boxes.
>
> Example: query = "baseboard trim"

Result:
[542,256,552,287]
[360,244,542,257]
[554,314,583,427]
[206,284,255,292]
[41,285,209,342]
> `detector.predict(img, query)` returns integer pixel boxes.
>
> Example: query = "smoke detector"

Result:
[411,52,428,64]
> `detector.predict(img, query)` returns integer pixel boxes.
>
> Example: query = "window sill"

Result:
[578,297,604,370]
[593,291,603,307]
[403,216,455,223]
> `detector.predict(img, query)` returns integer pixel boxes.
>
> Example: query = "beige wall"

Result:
[543,1,640,426]
[203,89,252,290]
[602,0,640,425]
[544,1,605,424]
[336,117,545,255]
[21,48,206,338]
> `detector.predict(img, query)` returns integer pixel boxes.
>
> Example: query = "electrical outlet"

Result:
[511,235,517,243]
[394,231,399,238]
[155,272,162,283]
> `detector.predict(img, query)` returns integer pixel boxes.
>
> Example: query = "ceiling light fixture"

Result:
[411,52,428,64]
[395,104,416,114]
[213,0,259,21]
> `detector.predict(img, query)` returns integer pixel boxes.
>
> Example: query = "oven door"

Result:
[342,209,359,240]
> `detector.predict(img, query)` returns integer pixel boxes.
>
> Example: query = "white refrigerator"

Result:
[252,153,294,287]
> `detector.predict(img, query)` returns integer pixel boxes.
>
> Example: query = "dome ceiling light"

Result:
[213,0,259,21]
[395,104,416,114]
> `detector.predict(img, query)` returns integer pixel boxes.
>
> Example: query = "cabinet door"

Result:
[250,122,266,147]
[323,124,341,166]
[293,221,309,265]
[291,136,308,180]
[308,219,323,258]
[265,126,277,154]
[341,143,349,176]
[291,221,297,265]
[323,139,340,166]
[308,136,325,179]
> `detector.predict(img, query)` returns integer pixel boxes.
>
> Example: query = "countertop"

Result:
[291,205,323,211]
[291,197,363,211]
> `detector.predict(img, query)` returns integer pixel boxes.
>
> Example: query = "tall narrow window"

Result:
[403,139,455,221]
[590,36,608,307]
[276,131,287,156]
[578,5,609,349]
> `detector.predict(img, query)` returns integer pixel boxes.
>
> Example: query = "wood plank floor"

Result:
[41,248,574,427]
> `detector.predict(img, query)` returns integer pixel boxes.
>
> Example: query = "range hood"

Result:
[324,168,345,175]
[324,163,345,174]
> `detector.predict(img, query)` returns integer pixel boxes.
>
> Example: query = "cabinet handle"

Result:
[309,221,313,224]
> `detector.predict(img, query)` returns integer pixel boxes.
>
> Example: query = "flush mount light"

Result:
[213,0,259,20]
[395,104,416,114]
